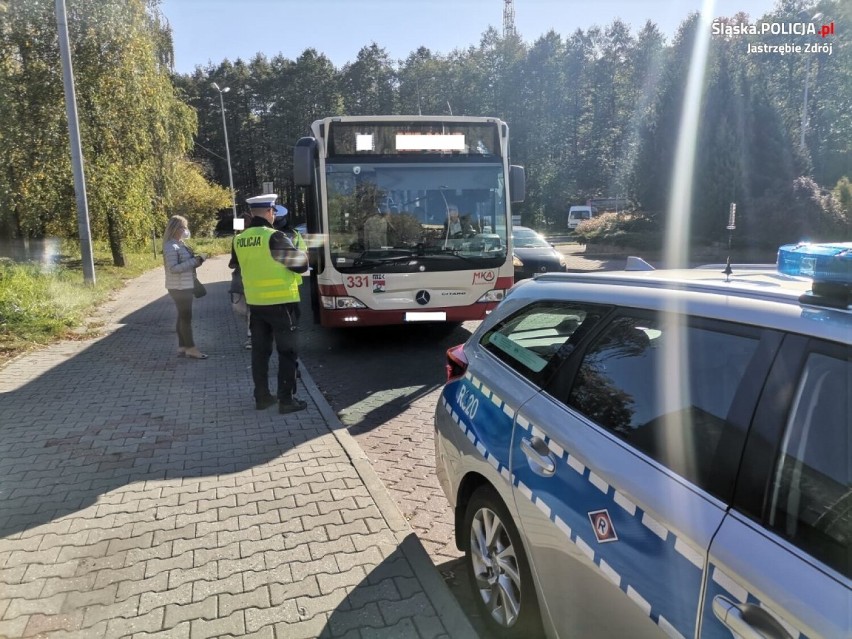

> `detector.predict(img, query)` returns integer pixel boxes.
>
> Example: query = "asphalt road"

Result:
[296,241,609,637]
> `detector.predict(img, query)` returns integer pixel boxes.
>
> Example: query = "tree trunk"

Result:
[107,210,126,267]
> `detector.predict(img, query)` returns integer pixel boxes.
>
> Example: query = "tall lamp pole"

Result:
[55,0,95,284]
[211,82,237,219]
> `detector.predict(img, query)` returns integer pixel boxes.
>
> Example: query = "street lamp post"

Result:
[211,82,237,219]
[55,0,95,284]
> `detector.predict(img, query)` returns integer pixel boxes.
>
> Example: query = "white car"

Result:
[567,205,593,230]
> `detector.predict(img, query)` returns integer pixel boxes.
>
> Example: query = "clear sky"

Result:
[159,0,780,73]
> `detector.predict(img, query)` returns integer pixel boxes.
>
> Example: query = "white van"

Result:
[567,205,593,230]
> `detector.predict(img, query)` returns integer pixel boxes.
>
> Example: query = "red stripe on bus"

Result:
[495,276,514,289]
[319,303,499,328]
[318,284,347,296]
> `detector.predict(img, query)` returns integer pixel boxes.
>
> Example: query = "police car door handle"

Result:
[712,595,793,639]
[520,437,556,477]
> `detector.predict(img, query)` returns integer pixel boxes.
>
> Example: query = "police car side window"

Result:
[564,313,760,498]
[767,351,850,577]
[481,302,608,386]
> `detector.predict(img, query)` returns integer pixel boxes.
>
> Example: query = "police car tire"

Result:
[463,485,544,639]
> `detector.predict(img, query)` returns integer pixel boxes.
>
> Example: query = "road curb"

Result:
[298,361,479,639]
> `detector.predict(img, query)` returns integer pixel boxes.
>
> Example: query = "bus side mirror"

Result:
[510,165,525,203]
[294,137,317,187]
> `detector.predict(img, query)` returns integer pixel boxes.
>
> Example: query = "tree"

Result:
[0,0,69,239]
[29,0,838,256]
[518,30,565,225]
[691,37,744,242]
[340,44,396,115]
[632,15,700,216]
[0,0,206,266]
[834,177,852,221]
[169,160,231,235]
[397,47,451,116]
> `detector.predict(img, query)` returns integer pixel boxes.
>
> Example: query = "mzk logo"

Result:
[372,274,386,293]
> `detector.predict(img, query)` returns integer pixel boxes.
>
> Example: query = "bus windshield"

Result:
[324,161,508,273]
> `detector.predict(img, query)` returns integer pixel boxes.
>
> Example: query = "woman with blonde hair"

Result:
[163,215,207,359]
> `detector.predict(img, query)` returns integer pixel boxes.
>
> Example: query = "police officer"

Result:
[272,204,308,320]
[233,193,309,413]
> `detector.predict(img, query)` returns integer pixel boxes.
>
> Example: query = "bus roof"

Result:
[311,115,506,127]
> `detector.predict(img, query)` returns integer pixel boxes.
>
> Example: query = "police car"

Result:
[434,243,850,638]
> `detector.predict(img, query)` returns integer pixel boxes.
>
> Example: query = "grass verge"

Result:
[0,237,231,366]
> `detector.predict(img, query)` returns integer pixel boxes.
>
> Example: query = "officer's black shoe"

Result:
[255,395,277,410]
[279,397,307,414]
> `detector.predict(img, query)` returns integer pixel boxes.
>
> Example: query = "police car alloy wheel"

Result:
[463,486,543,638]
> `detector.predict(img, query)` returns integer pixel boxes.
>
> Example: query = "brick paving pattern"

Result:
[299,323,469,566]
[0,256,475,639]
[298,241,613,566]
[296,241,614,637]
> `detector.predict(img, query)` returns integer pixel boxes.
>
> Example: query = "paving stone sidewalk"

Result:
[0,256,477,639]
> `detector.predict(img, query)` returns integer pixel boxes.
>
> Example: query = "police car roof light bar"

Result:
[776,242,852,309]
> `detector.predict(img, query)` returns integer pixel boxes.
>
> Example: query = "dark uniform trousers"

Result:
[248,303,299,401]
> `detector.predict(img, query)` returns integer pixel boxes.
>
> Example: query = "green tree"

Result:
[0,0,68,239]
[0,0,206,266]
[834,177,852,220]
[632,15,700,216]
[692,38,744,242]
[169,160,231,235]
[397,47,451,116]
[340,44,396,115]
[518,30,565,225]
[167,2,851,247]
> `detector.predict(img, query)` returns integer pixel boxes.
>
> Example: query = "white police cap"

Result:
[245,193,277,210]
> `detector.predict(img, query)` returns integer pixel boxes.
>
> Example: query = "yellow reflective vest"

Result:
[234,226,300,306]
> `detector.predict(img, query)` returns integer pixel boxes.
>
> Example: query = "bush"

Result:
[573,212,663,249]
[745,177,850,248]
[0,238,231,361]
[0,262,91,350]
[832,176,851,227]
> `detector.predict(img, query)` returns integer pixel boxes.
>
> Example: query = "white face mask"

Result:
[182,229,191,240]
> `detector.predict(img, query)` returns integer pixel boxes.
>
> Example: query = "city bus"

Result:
[293,116,525,328]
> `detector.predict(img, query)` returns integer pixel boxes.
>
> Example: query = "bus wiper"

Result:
[423,250,488,267]
[353,251,417,267]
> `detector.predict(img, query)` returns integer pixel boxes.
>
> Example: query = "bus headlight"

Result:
[477,290,505,303]
[335,297,367,309]
[321,296,367,310]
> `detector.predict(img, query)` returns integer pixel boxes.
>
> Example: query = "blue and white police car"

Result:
[434,243,850,638]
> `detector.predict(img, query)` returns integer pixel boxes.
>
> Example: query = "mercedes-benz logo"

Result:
[415,290,430,306]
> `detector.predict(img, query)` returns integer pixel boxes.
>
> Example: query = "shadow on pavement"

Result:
[319,534,479,638]
[435,556,500,639]
[0,281,328,539]
[0,264,481,637]
[297,296,475,436]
